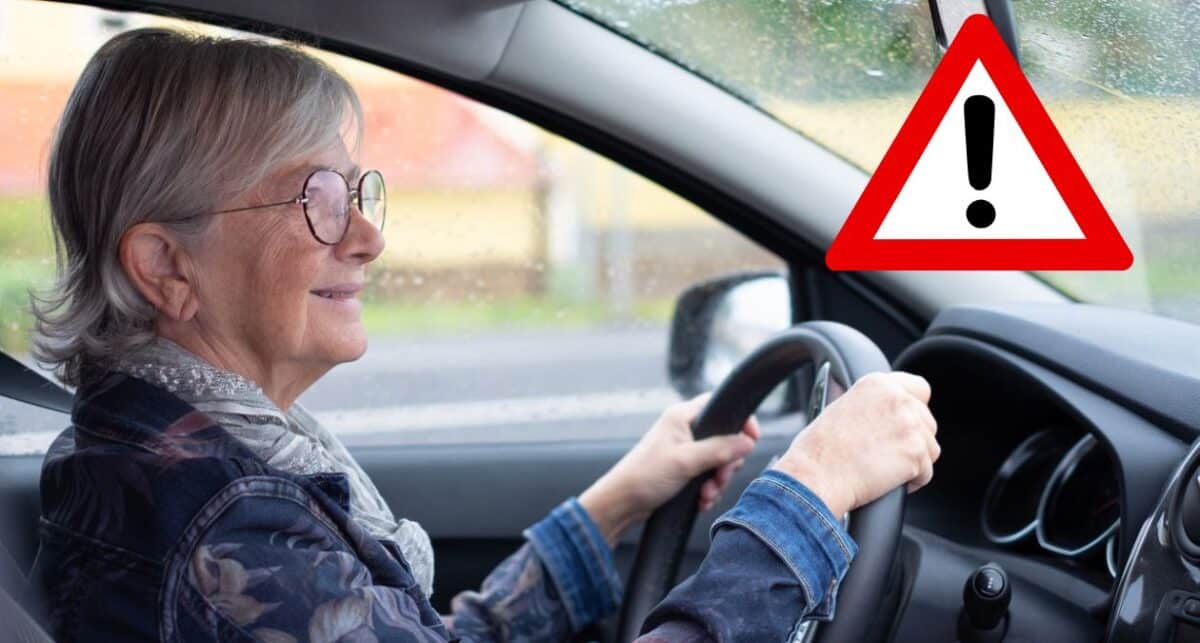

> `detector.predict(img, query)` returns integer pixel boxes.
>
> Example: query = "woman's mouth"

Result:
[309,284,362,309]
[310,283,361,298]
[310,289,355,299]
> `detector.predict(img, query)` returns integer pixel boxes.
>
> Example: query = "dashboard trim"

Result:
[980,429,1069,545]
[1034,434,1121,558]
[895,334,1187,573]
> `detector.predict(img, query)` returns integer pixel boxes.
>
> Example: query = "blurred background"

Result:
[1,0,1197,451]
[562,0,1200,320]
[0,1,781,357]
[0,0,785,451]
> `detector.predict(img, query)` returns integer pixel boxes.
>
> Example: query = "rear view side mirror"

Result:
[929,0,1019,60]
[667,272,792,416]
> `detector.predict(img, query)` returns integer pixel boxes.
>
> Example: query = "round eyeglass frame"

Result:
[207,168,386,246]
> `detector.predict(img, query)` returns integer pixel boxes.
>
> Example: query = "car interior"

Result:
[1,1,1199,642]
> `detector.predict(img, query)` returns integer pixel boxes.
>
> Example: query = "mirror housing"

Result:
[667,272,792,414]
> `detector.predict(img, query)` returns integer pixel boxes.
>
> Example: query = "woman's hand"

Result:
[579,393,760,546]
[772,371,939,518]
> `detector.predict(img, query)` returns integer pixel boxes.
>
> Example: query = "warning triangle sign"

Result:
[825,14,1132,271]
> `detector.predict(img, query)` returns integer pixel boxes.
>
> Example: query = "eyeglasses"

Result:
[207,168,386,245]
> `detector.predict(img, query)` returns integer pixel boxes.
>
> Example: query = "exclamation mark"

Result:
[964,95,996,228]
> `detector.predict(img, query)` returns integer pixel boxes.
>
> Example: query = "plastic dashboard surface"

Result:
[926,303,1200,440]
[887,303,1197,642]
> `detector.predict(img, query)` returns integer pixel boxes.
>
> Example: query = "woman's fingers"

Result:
[743,414,761,441]
[698,478,722,511]
[710,463,733,492]
[889,371,932,404]
[669,392,713,426]
[687,432,755,475]
[670,394,757,511]
[697,456,748,510]
[905,431,940,493]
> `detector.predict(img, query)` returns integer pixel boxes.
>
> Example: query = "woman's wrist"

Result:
[578,478,642,547]
[770,455,853,519]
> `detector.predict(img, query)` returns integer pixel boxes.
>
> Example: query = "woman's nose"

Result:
[335,205,386,263]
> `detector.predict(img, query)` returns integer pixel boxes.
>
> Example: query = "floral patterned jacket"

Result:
[32,371,856,642]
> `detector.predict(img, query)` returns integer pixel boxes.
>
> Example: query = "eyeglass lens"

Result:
[303,169,386,244]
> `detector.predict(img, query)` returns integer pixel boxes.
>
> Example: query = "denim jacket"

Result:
[32,371,856,642]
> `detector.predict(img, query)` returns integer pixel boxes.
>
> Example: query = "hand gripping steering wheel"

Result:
[616,321,904,643]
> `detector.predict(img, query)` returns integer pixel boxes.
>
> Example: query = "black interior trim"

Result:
[929,304,1200,441]
[830,272,925,341]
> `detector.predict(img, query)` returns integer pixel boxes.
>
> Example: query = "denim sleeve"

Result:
[637,469,857,642]
[445,497,623,641]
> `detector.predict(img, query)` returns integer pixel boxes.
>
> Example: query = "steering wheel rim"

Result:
[616,321,904,643]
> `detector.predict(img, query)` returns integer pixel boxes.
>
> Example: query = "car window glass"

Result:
[558,0,1200,323]
[0,3,784,455]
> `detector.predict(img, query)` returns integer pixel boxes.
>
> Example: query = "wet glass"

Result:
[0,3,785,453]
[556,0,1200,324]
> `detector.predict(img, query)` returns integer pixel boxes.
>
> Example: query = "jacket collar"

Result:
[69,369,259,463]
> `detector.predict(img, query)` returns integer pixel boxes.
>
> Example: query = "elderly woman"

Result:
[29,29,939,643]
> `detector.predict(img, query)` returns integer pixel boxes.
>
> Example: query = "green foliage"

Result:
[0,196,55,260]
[0,258,54,356]
[567,0,1200,104]
[0,197,57,355]
[1015,0,1196,96]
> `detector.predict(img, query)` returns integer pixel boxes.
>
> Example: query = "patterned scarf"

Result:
[111,337,436,597]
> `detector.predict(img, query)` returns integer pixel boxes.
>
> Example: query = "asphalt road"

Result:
[5,297,1200,455]
[0,326,678,454]
[302,326,677,446]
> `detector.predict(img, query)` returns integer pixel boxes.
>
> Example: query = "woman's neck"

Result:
[153,329,320,410]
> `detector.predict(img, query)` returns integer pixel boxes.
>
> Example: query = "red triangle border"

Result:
[825,14,1132,271]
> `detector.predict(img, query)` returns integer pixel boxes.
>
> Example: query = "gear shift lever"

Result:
[958,562,1011,643]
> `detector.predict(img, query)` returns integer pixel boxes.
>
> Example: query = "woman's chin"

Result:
[309,319,369,364]
[319,336,368,365]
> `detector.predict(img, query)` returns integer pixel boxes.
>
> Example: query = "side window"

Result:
[0,4,783,455]
[306,53,783,446]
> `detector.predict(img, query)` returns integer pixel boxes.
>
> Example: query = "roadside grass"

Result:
[0,195,674,355]
[361,296,673,336]
[0,276,674,355]
[0,258,54,354]
[0,196,55,258]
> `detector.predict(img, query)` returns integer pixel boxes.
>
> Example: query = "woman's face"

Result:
[191,140,385,378]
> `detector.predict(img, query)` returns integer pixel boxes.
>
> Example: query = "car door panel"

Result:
[352,428,798,611]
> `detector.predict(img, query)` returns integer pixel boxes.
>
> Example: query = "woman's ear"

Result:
[118,223,200,322]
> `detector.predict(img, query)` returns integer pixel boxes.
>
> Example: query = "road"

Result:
[5,297,1200,455]
[0,326,678,455]
[303,326,677,446]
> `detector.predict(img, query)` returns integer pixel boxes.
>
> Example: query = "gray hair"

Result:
[31,28,363,386]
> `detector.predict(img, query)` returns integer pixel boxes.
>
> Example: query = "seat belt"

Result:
[0,352,71,414]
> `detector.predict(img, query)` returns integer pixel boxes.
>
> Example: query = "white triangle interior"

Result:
[873,61,1084,240]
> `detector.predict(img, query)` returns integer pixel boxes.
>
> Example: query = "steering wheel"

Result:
[616,321,904,643]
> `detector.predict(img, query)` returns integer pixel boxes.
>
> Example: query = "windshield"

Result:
[558,0,1200,323]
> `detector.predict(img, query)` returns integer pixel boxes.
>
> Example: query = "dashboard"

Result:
[879,303,1198,642]
[982,428,1121,575]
